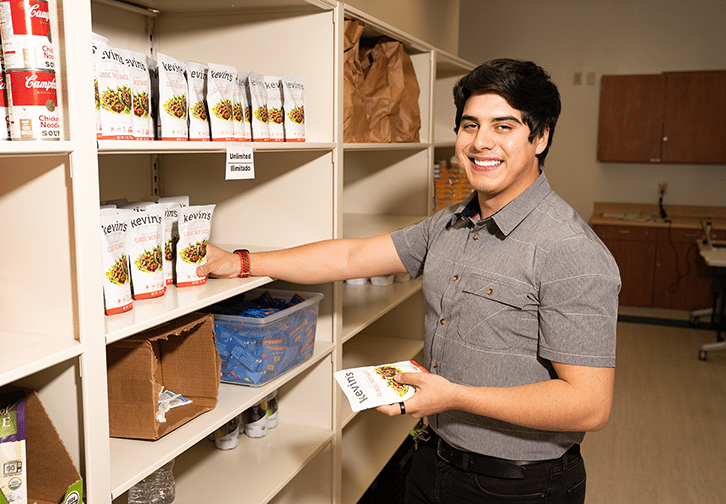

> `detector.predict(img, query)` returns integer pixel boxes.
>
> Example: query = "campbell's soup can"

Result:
[0,71,10,140]
[0,0,55,71]
[6,68,59,140]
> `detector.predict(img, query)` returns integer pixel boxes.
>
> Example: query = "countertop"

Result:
[589,202,726,230]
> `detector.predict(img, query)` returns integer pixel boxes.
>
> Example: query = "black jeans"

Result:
[405,434,586,504]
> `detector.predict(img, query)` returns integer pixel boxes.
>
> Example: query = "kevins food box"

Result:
[202,289,323,386]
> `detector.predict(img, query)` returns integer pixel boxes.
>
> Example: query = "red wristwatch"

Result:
[233,249,251,278]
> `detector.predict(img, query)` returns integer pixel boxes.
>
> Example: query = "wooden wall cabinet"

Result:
[597,70,726,164]
[593,224,722,310]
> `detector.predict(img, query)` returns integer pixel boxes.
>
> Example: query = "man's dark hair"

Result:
[453,59,561,166]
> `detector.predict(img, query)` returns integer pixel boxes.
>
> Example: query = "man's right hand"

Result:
[196,244,242,279]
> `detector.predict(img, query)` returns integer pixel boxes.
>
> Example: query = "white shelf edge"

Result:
[0,140,75,156]
[97,140,336,154]
[104,276,274,344]
[109,340,334,497]
[0,333,83,387]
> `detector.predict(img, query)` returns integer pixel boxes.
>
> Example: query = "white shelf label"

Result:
[225,146,255,180]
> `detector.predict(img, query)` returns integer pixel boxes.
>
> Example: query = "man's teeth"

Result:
[473,159,501,167]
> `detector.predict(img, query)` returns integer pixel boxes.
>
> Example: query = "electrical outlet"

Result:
[658,181,667,195]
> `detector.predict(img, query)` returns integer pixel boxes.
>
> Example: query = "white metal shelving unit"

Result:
[0,0,474,502]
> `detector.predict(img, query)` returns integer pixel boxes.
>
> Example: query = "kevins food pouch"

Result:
[248,72,269,141]
[207,63,237,141]
[157,53,188,141]
[282,75,305,142]
[0,390,27,504]
[263,75,284,142]
[100,208,133,315]
[186,61,210,141]
[123,49,153,140]
[177,204,215,287]
[92,33,109,140]
[125,204,166,300]
[235,73,252,141]
[97,43,133,140]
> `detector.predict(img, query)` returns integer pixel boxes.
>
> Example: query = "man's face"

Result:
[455,90,548,217]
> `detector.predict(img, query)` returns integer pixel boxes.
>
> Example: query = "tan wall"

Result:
[458,0,726,220]
[343,0,460,55]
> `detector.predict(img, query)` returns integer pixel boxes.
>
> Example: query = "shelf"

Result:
[342,278,422,343]
[92,0,335,15]
[0,141,75,157]
[105,276,273,344]
[109,340,334,497]
[174,423,334,503]
[340,335,424,427]
[0,332,83,387]
[97,141,337,155]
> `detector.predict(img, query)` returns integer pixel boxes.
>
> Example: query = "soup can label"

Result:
[0,0,55,70]
[6,69,59,140]
[0,71,10,140]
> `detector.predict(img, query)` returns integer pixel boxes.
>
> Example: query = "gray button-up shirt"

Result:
[391,172,620,460]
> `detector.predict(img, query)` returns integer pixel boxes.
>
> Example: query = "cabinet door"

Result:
[653,228,717,310]
[593,225,657,307]
[597,74,665,162]
[661,70,726,164]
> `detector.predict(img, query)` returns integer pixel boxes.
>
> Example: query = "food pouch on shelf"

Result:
[248,72,269,141]
[91,33,108,140]
[334,360,428,412]
[207,63,237,141]
[157,53,188,141]
[282,75,305,142]
[186,61,210,141]
[123,49,153,140]
[100,208,133,315]
[0,390,27,504]
[124,204,166,300]
[97,43,133,140]
[176,204,215,287]
[263,75,284,142]
[235,73,252,141]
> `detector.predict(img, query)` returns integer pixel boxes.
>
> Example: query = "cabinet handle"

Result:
[618,229,631,234]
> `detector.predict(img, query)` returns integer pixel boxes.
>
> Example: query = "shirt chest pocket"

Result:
[456,274,530,349]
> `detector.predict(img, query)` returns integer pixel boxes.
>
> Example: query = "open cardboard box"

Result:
[107,313,221,440]
[0,387,83,504]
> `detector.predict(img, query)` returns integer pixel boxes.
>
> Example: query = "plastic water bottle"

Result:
[155,460,175,504]
[128,460,175,504]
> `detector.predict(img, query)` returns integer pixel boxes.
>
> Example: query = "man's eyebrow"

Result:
[491,115,523,124]
[460,114,523,124]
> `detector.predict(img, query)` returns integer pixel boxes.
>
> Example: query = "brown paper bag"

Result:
[360,37,421,143]
[343,19,368,142]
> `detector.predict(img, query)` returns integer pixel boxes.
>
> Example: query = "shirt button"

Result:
[432,362,438,369]
[440,318,446,325]
[473,234,479,240]
[452,275,458,281]
[486,288,493,295]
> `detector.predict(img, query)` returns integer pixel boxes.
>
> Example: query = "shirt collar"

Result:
[450,171,553,236]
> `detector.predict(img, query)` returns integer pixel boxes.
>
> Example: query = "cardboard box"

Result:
[206,289,322,386]
[0,387,83,504]
[107,313,221,440]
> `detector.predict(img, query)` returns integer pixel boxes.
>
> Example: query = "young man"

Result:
[198,59,620,503]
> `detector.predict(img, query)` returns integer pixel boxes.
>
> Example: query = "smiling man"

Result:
[198,59,621,504]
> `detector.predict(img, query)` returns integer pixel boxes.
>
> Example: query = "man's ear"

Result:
[535,126,550,155]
